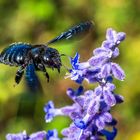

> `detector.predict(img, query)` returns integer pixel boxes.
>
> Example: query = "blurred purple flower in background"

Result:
[6,28,125,140]
[6,130,60,140]
[6,130,47,140]
[6,131,27,140]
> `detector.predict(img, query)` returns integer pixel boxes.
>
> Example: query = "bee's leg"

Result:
[57,67,60,73]
[15,65,25,84]
[38,64,50,82]
[45,70,50,82]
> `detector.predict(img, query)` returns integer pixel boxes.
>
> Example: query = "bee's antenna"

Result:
[60,54,66,57]
[60,53,71,59]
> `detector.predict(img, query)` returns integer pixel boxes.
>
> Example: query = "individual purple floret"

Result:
[65,52,85,84]
[44,28,126,140]
[46,129,60,140]
[44,101,64,123]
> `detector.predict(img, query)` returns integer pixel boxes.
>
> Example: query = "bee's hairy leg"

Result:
[38,63,50,82]
[45,70,50,82]
[15,65,26,84]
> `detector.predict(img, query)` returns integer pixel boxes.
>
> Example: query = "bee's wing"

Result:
[25,64,42,92]
[47,21,94,45]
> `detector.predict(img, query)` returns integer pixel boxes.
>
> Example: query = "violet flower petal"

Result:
[111,63,125,81]
[93,47,109,55]
[87,99,100,115]
[95,117,105,131]
[74,119,87,129]
[114,94,124,103]
[112,47,119,58]
[102,112,112,123]
[70,52,80,69]
[29,131,46,140]
[106,28,117,42]
[101,63,111,78]
[94,86,103,96]
[88,55,108,66]
[102,40,114,49]
[117,32,126,41]
[103,90,116,107]
[106,83,116,91]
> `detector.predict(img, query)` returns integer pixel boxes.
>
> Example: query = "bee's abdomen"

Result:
[0,42,32,66]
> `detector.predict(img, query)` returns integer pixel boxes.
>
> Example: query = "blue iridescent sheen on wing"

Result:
[25,64,41,92]
[47,21,93,44]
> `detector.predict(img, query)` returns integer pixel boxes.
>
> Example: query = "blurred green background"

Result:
[0,0,140,139]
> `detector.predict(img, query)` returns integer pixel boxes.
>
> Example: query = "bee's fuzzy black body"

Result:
[0,21,93,85]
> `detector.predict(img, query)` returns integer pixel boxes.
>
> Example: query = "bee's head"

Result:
[43,47,62,69]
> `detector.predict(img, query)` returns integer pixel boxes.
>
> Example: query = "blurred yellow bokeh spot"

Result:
[130,132,140,140]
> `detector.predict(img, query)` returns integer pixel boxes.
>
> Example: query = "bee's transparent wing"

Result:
[25,64,42,92]
[47,21,94,45]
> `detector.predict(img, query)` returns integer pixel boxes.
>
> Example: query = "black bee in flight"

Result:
[0,21,93,86]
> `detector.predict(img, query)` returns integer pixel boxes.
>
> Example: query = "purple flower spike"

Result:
[61,27,125,139]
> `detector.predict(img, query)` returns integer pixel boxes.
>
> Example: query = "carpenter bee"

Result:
[0,21,93,86]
